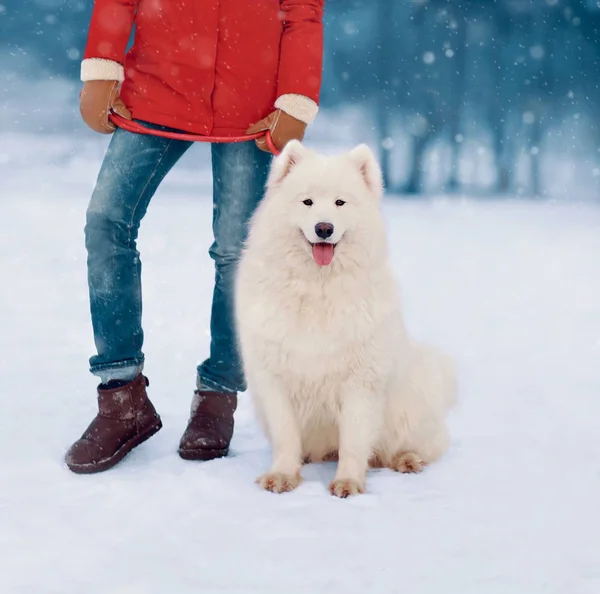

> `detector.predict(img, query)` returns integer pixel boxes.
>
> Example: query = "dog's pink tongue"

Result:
[312,243,334,266]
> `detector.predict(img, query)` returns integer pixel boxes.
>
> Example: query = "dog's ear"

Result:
[348,144,383,197]
[267,140,308,187]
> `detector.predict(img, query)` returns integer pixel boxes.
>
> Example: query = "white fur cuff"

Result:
[275,94,319,125]
[81,58,125,82]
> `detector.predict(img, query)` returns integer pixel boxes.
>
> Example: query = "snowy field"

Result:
[2,132,600,594]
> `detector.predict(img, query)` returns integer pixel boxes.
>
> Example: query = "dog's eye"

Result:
[335,199,346,207]
[302,199,313,206]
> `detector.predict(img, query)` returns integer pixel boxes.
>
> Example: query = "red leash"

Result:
[108,113,280,155]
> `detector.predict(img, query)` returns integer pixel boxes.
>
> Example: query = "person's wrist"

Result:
[274,94,318,125]
[81,58,125,82]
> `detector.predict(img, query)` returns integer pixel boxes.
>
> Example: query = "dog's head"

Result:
[258,140,385,269]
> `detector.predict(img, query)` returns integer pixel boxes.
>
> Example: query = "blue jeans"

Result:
[85,123,271,392]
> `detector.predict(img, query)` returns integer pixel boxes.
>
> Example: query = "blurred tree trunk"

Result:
[490,8,512,194]
[404,3,429,195]
[405,134,430,195]
[577,3,600,161]
[447,9,468,193]
[374,0,395,192]
[528,16,543,197]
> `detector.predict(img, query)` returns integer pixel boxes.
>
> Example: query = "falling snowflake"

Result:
[381,137,394,150]
[522,112,536,125]
[529,46,545,60]
[343,21,358,36]
[423,52,435,65]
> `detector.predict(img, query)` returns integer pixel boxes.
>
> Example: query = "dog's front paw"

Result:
[389,451,428,474]
[256,471,302,494]
[329,478,365,498]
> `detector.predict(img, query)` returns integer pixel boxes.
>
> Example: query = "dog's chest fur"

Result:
[240,262,401,378]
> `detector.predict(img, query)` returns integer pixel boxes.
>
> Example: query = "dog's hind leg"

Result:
[388,451,428,473]
[384,416,450,473]
[381,344,455,472]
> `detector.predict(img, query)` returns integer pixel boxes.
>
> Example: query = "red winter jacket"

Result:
[80,0,324,136]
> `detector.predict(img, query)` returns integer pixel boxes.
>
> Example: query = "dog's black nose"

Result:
[315,222,334,240]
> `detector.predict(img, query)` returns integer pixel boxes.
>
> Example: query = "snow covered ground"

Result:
[2,132,600,594]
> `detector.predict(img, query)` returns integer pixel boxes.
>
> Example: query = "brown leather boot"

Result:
[178,390,237,461]
[65,374,162,474]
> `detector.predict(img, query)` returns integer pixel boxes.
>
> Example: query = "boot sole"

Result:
[67,419,163,475]
[177,447,229,461]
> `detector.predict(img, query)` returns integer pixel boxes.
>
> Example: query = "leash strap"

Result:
[108,113,280,155]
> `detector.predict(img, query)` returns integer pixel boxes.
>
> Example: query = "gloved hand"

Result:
[246,109,306,154]
[80,80,132,134]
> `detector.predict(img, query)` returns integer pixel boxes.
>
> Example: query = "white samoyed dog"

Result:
[234,140,457,498]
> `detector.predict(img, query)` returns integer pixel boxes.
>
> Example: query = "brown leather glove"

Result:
[246,109,306,154]
[80,80,132,134]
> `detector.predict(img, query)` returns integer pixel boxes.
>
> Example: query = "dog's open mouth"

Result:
[311,242,336,266]
[300,230,339,266]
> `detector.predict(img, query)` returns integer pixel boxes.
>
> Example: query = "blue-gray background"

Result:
[2,0,600,198]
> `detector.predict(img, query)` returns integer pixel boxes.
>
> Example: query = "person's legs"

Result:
[197,141,272,393]
[66,124,192,474]
[179,141,271,461]
[86,125,192,382]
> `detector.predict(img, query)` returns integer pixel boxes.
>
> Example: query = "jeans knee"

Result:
[85,209,116,253]
[209,243,242,269]
[85,199,133,254]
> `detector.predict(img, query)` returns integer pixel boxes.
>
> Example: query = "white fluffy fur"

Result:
[235,141,457,498]
[80,58,125,82]
[275,94,319,125]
